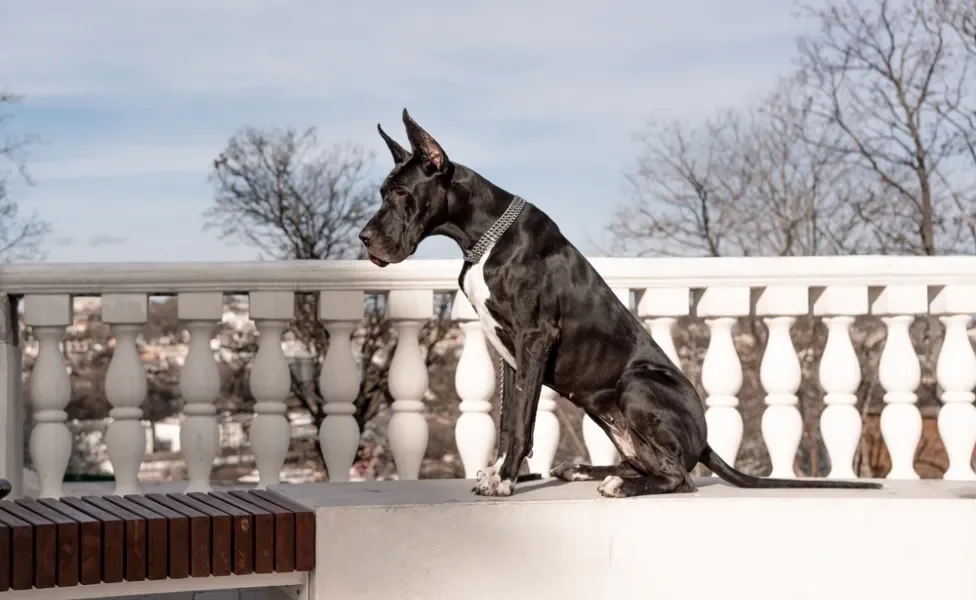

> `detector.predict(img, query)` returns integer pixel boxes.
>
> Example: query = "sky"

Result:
[0,0,818,264]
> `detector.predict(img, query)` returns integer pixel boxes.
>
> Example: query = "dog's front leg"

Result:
[474,324,556,497]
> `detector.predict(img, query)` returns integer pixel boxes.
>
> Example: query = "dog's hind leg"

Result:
[550,461,640,482]
[597,467,696,498]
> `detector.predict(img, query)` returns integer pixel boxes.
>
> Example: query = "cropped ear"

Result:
[377,123,411,164]
[402,108,450,171]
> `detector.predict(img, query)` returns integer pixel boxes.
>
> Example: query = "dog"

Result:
[358,109,883,498]
[0,478,9,500]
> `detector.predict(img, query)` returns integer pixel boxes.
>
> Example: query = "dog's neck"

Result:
[432,164,521,257]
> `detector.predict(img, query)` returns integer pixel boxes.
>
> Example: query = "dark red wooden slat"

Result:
[211,491,275,574]
[126,494,189,579]
[188,492,253,575]
[59,496,124,584]
[37,498,103,585]
[104,495,168,581]
[0,502,57,588]
[145,493,210,578]
[80,496,146,582]
[16,498,80,588]
[229,490,294,572]
[252,489,315,572]
[167,493,232,576]
[0,507,31,590]
[0,520,9,592]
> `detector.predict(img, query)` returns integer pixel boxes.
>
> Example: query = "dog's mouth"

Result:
[367,250,390,268]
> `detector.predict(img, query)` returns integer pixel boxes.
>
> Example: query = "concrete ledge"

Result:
[273,477,976,600]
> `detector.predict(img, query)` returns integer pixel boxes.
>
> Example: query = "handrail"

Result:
[2,255,976,295]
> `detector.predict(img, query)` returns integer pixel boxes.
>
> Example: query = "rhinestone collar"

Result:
[462,196,527,264]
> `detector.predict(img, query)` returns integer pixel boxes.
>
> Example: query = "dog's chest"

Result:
[461,250,517,368]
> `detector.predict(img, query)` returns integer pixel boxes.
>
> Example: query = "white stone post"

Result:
[755,285,808,479]
[23,294,73,498]
[930,285,976,481]
[528,386,560,476]
[386,290,432,480]
[696,286,749,473]
[636,287,690,371]
[872,285,927,479]
[317,290,364,483]
[813,285,869,479]
[102,293,150,496]
[0,295,24,499]
[248,291,295,488]
[451,293,496,479]
[177,292,223,493]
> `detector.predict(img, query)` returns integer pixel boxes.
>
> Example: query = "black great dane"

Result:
[359,109,883,498]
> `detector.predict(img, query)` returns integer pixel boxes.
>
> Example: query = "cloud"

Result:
[0,0,824,263]
[88,235,127,247]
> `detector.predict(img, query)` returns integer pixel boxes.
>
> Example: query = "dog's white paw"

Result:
[473,469,515,496]
[598,475,626,498]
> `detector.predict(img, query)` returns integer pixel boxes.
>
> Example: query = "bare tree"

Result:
[609,76,869,258]
[206,127,376,261]
[609,110,753,257]
[0,92,50,261]
[796,0,976,255]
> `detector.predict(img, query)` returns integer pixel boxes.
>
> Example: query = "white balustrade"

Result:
[528,386,560,475]
[2,257,976,498]
[930,285,976,481]
[317,290,365,482]
[248,291,295,488]
[177,292,222,493]
[636,287,690,370]
[102,293,149,495]
[451,292,496,479]
[872,285,927,480]
[387,290,432,480]
[813,285,869,479]
[755,286,807,478]
[24,294,73,498]
[696,287,749,472]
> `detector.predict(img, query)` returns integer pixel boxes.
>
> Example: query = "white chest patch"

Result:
[461,244,517,369]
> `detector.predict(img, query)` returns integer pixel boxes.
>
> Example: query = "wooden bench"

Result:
[0,487,315,599]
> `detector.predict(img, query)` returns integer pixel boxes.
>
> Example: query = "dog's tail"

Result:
[699,445,882,489]
[0,478,10,500]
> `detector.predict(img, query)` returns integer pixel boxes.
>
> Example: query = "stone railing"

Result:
[1,256,975,499]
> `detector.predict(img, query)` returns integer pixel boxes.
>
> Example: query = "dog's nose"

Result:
[359,228,374,246]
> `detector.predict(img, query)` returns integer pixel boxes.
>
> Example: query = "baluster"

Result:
[317,291,364,482]
[387,290,432,480]
[528,386,560,475]
[451,293,496,479]
[582,288,631,466]
[696,287,749,472]
[0,295,24,498]
[813,286,868,479]
[930,285,976,480]
[248,291,294,488]
[102,293,149,495]
[177,292,222,493]
[872,285,926,479]
[24,294,73,498]
[755,286,807,478]
[636,287,690,370]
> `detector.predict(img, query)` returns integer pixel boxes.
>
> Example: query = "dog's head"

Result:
[358,109,455,267]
